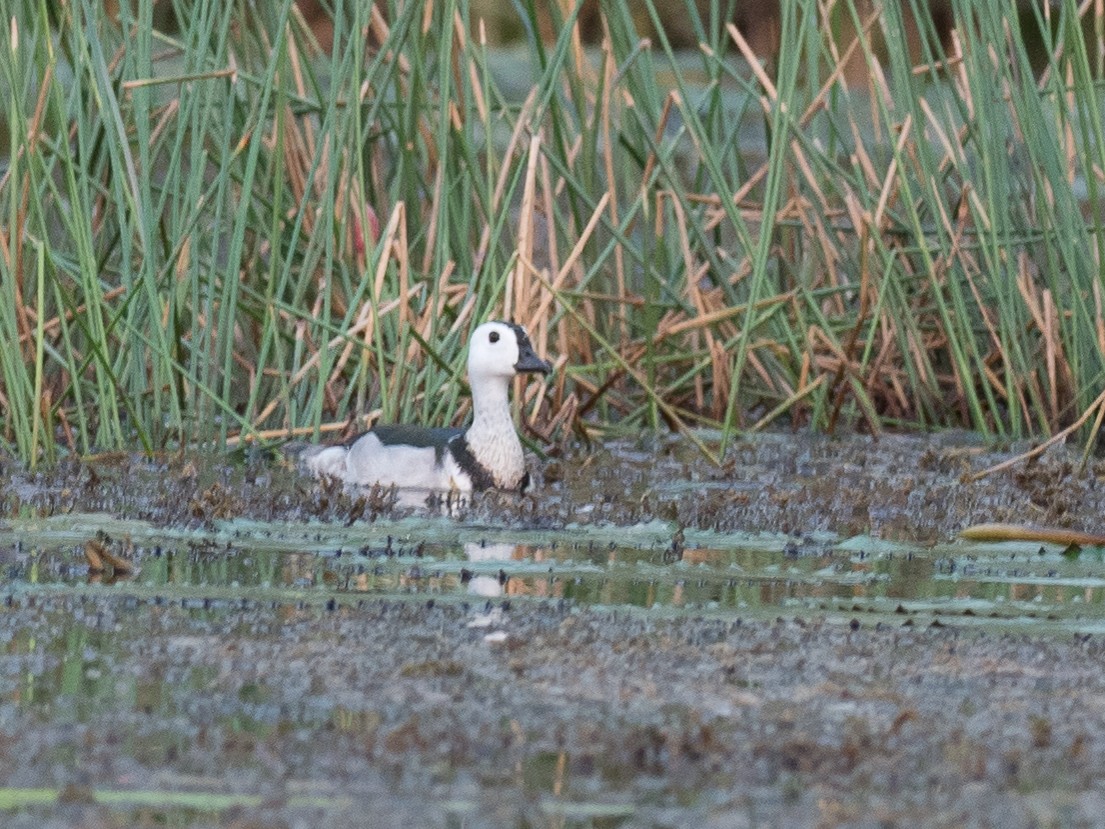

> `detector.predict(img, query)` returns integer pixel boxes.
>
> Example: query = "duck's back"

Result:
[302,426,463,489]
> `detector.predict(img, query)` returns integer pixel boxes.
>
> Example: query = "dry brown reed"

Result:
[2,0,1105,464]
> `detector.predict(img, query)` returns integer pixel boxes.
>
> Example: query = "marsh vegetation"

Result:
[3,0,1105,466]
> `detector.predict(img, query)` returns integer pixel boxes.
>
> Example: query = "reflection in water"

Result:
[7,520,1105,625]
[466,575,505,597]
[464,542,518,597]
[464,541,519,562]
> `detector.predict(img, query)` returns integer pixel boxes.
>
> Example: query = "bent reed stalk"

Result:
[1,0,1104,465]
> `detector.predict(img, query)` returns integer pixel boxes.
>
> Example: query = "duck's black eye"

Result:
[489,331,500,343]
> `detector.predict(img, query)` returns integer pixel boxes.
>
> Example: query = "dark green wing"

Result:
[361,425,464,462]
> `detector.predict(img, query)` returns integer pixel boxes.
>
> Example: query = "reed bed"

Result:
[2,0,1105,465]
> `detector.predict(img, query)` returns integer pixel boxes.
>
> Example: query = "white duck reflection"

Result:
[463,541,519,597]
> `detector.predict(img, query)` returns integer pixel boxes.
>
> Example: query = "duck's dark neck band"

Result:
[447,434,498,491]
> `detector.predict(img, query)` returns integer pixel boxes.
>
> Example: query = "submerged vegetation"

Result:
[2,0,1105,465]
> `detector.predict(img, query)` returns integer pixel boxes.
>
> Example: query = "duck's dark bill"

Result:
[515,348,552,374]
[502,321,551,374]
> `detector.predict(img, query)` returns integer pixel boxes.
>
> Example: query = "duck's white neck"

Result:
[470,374,511,421]
[464,375,525,488]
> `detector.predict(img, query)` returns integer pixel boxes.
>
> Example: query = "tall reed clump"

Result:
[1,0,1104,466]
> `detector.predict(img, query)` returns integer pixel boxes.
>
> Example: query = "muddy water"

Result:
[8,514,1105,630]
[3,431,1105,827]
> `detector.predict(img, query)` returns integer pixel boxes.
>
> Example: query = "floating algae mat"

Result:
[5,512,1105,631]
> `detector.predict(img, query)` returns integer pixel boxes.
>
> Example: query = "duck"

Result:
[300,321,551,494]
